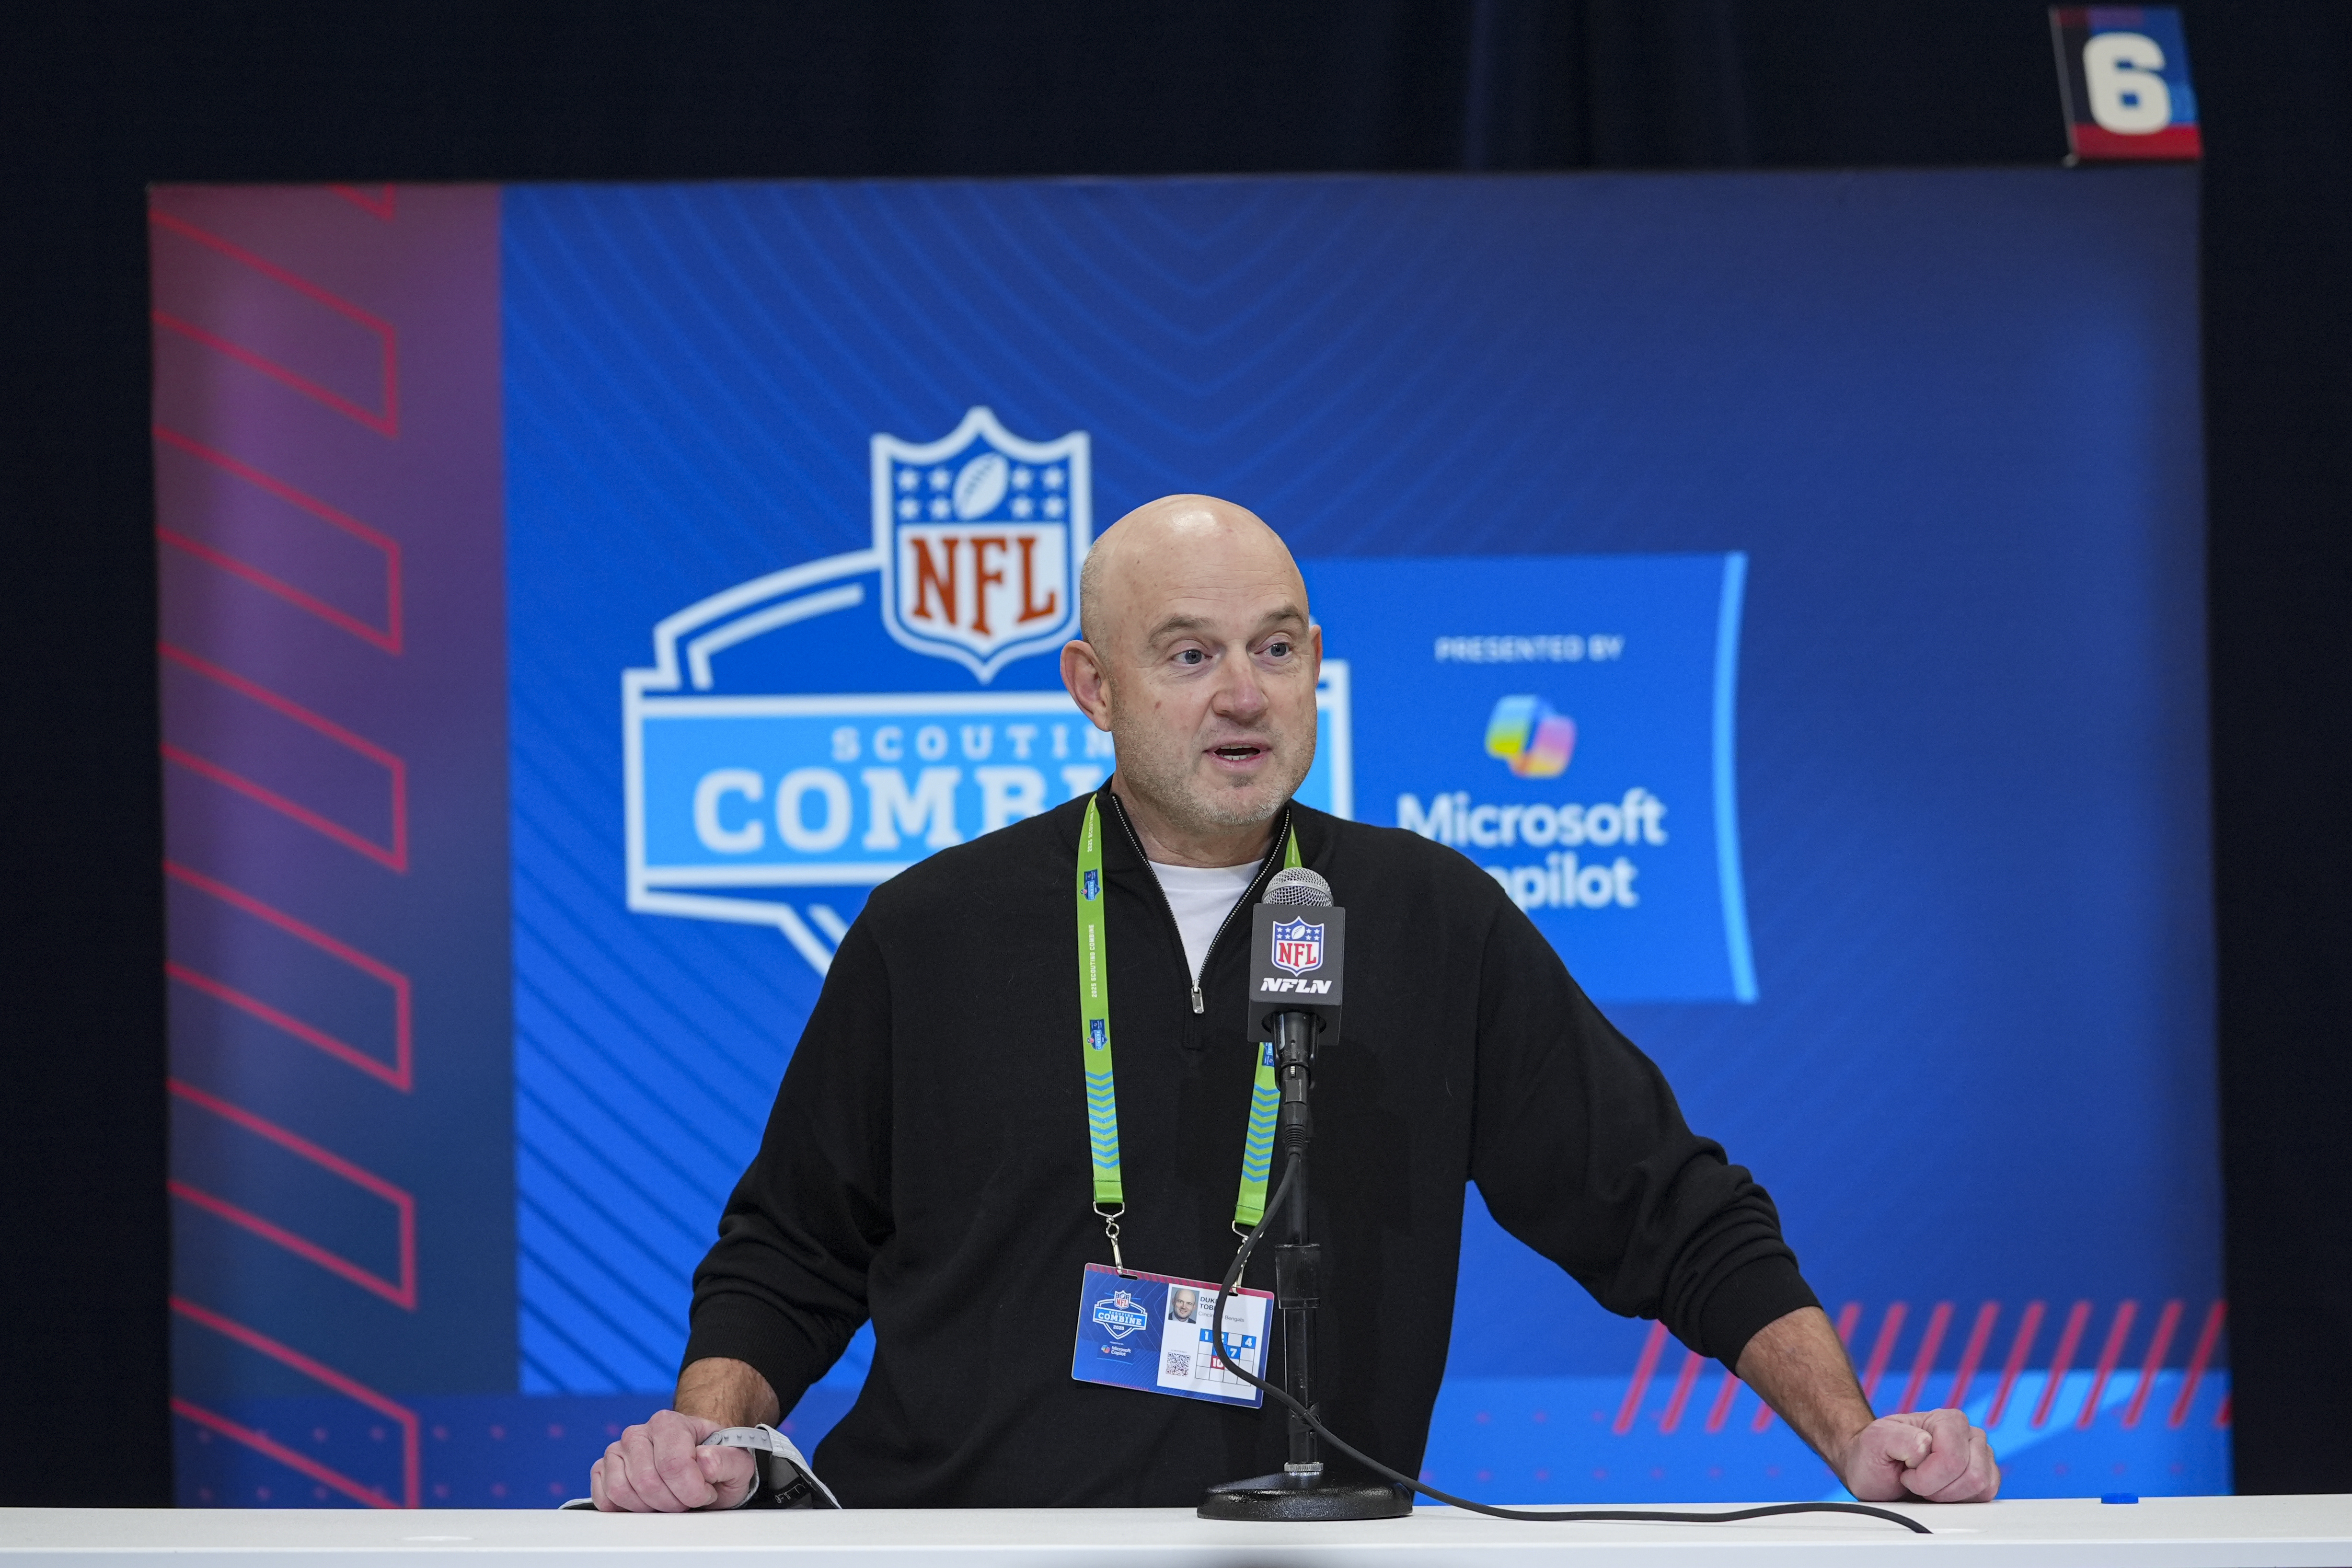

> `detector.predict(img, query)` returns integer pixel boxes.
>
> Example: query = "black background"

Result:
[4,0,2347,1505]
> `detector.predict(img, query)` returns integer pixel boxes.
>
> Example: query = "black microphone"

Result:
[1206,865,1410,1519]
[1245,865,1345,1056]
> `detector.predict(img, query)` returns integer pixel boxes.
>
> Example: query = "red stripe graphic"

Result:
[2123,1300,2183,1429]
[1591,1297,2227,1443]
[1987,1300,2045,1428]
[2077,1300,2137,1428]
[329,185,398,220]
[158,529,400,653]
[148,210,399,436]
[1897,1302,1952,1414]
[1614,1320,1669,1434]
[2171,1301,2225,1428]
[153,425,403,652]
[167,1079,416,1309]
[161,744,404,871]
[2031,1300,2093,1429]
[1703,1371,1741,1434]
[1859,1302,1907,1407]
[171,1398,399,1510]
[159,642,408,871]
[1658,1349,1704,1434]
[1946,1301,1999,1412]
[170,1297,419,1507]
[163,861,414,1090]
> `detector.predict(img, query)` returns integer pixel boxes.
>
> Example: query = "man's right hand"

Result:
[589,1409,756,1511]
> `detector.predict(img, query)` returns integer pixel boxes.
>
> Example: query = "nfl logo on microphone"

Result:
[1271,919,1325,976]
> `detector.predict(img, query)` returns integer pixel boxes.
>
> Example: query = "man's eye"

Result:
[1265,641,1291,658]
[1175,649,1205,666]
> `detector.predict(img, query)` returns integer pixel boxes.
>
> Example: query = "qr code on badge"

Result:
[1164,1351,1191,1377]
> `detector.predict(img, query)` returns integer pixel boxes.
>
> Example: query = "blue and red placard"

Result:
[2052,6,2202,161]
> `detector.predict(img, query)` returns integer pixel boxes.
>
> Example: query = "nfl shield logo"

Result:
[1271,918,1325,976]
[873,406,1090,682]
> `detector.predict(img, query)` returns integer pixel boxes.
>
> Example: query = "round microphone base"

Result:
[1197,1471,1415,1522]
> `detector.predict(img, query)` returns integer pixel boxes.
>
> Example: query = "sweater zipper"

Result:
[1106,794,1291,1016]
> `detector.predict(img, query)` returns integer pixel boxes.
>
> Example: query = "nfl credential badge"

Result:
[1071,1263,1269,1407]
[874,407,1088,683]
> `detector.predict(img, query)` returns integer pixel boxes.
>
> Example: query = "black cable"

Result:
[1211,1162,1930,1537]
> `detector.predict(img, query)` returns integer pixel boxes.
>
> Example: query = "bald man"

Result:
[592,496,1998,1512]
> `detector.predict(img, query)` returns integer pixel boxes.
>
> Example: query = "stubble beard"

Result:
[1107,699,1318,842]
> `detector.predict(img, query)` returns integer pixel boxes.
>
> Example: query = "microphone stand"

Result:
[1199,1011,1413,1522]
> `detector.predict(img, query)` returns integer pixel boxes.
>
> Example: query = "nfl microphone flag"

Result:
[1245,903,1347,1045]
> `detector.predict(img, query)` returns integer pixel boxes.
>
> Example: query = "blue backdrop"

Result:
[487,168,2220,1501]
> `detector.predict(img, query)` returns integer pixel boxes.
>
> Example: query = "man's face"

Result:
[1091,525,1320,841]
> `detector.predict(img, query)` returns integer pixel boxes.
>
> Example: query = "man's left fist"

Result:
[1836,1408,2000,1503]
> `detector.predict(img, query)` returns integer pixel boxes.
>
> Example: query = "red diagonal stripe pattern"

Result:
[168,1079,416,1309]
[154,425,403,652]
[171,1297,419,1508]
[2172,1301,2225,1428]
[1703,1370,1742,1433]
[2123,1300,2183,1429]
[2077,1300,2138,1428]
[1613,1319,1669,1434]
[163,861,413,1090]
[1897,1301,1951,1414]
[148,210,399,436]
[2031,1300,2093,1428]
[159,643,408,871]
[329,185,398,221]
[1658,1349,1704,1434]
[1611,1296,2229,1439]
[1987,1300,2044,1428]
[1946,1301,2000,1413]
[1859,1301,1907,1406]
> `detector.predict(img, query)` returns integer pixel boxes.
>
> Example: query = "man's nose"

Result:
[1211,656,1269,720]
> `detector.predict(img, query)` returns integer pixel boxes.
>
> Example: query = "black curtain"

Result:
[4,0,2347,1503]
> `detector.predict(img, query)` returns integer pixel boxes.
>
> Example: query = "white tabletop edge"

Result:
[5,1496,2352,1568]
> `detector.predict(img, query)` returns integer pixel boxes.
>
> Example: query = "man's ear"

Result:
[1061,639,1114,730]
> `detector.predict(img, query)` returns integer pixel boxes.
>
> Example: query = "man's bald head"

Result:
[1060,494,1321,863]
[1078,495,1303,652]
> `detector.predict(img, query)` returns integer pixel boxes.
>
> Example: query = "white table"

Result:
[6,1496,2351,1567]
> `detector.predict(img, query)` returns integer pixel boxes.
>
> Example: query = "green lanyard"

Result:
[1076,795,1299,1261]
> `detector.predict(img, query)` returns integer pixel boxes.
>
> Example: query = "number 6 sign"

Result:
[2052,6,2203,161]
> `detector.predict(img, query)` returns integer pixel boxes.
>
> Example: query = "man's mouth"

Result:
[1210,743,1268,763]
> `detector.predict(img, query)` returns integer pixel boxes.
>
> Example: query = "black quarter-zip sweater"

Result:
[684,789,1818,1507]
